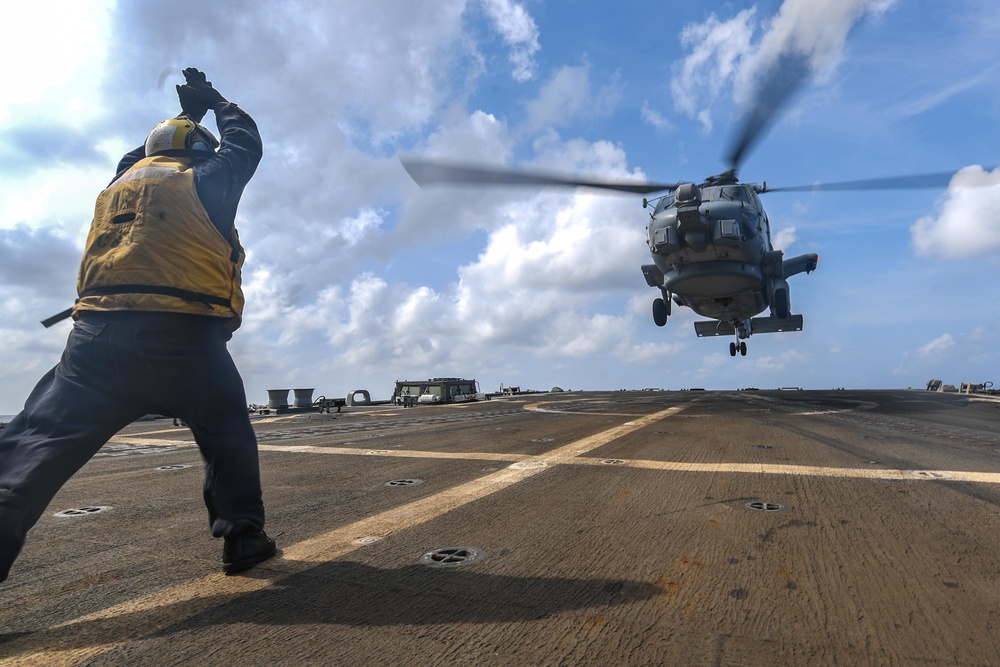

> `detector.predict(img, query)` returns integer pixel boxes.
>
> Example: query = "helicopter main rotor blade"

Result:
[766,168,998,192]
[725,53,813,173]
[400,157,679,196]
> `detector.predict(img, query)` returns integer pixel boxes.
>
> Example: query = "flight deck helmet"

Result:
[144,117,220,155]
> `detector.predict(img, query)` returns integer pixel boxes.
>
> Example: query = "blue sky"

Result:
[1,0,999,414]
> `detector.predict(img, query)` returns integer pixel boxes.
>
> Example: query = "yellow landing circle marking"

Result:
[0,406,682,667]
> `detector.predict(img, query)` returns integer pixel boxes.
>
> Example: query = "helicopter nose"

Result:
[683,229,708,253]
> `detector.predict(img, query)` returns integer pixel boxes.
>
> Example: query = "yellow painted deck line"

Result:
[282,406,686,563]
[108,432,193,442]
[257,444,1000,485]
[104,437,195,447]
[0,406,683,666]
[569,458,1000,484]
[257,444,532,462]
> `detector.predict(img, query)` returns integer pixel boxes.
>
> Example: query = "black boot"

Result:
[222,530,277,574]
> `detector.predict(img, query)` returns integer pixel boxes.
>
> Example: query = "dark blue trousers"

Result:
[0,311,266,582]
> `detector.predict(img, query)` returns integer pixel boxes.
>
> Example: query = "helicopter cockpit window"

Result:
[653,193,675,214]
[723,186,750,202]
[701,186,750,203]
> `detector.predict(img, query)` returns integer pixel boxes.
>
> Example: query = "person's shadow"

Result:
[0,559,663,655]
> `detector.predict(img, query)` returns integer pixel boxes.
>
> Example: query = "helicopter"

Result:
[400,60,983,357]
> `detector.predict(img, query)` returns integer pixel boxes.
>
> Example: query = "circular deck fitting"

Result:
[601,459,627,465]
[744,501,787,512]
[384,478,424,487]
[356,537,381,545]
[54,506,111,518]
[420,547,486,568]
[155,464,193,471]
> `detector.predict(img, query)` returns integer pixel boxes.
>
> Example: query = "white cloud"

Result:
[640,101,674,132]
[479,0,540,82]
[917,333,955,357]
[747,348,809,373]
[525,65,623,132]
[897,66,999,117]
[3,1,996,412]
[0,0,112,125]
[671,1,898,133]
[911,166,1000,258]
[772,226,798,251]
[338,208,386,246]
[671,8,756,132]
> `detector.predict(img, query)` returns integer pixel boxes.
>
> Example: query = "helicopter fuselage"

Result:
[642,181,818,348]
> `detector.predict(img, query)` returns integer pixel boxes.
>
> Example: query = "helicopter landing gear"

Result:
[729,341,747,357]
[652,298,669,327]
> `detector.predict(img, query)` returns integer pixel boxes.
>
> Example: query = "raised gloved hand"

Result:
[176,84,208,122]
[175,67,228,120]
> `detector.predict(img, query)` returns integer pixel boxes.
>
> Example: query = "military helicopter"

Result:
[401,60,980,357]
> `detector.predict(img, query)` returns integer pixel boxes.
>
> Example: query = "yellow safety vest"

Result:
[75,155,246,330]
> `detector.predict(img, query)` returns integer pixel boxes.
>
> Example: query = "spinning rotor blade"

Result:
[726,53,813,173]
[766,167,998,192]
[401,157,679,195]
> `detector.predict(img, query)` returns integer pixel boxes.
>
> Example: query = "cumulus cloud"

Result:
[772,226,798,251]
[10,0,959,411]
[480,0,540,82]
[671,8,756,132]
[671,0,897,135]
[911,166,1000,258]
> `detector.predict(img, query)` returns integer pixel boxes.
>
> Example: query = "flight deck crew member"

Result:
[0,68,275,582]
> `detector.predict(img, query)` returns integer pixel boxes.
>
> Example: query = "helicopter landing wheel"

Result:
[730,342,737,357]
[652,298,668,327]
[740,341,747,356]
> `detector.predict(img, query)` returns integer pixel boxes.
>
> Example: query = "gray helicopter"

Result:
[401,60,979,357]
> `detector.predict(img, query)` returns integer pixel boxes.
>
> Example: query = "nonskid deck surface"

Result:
[2,389,1000,666]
